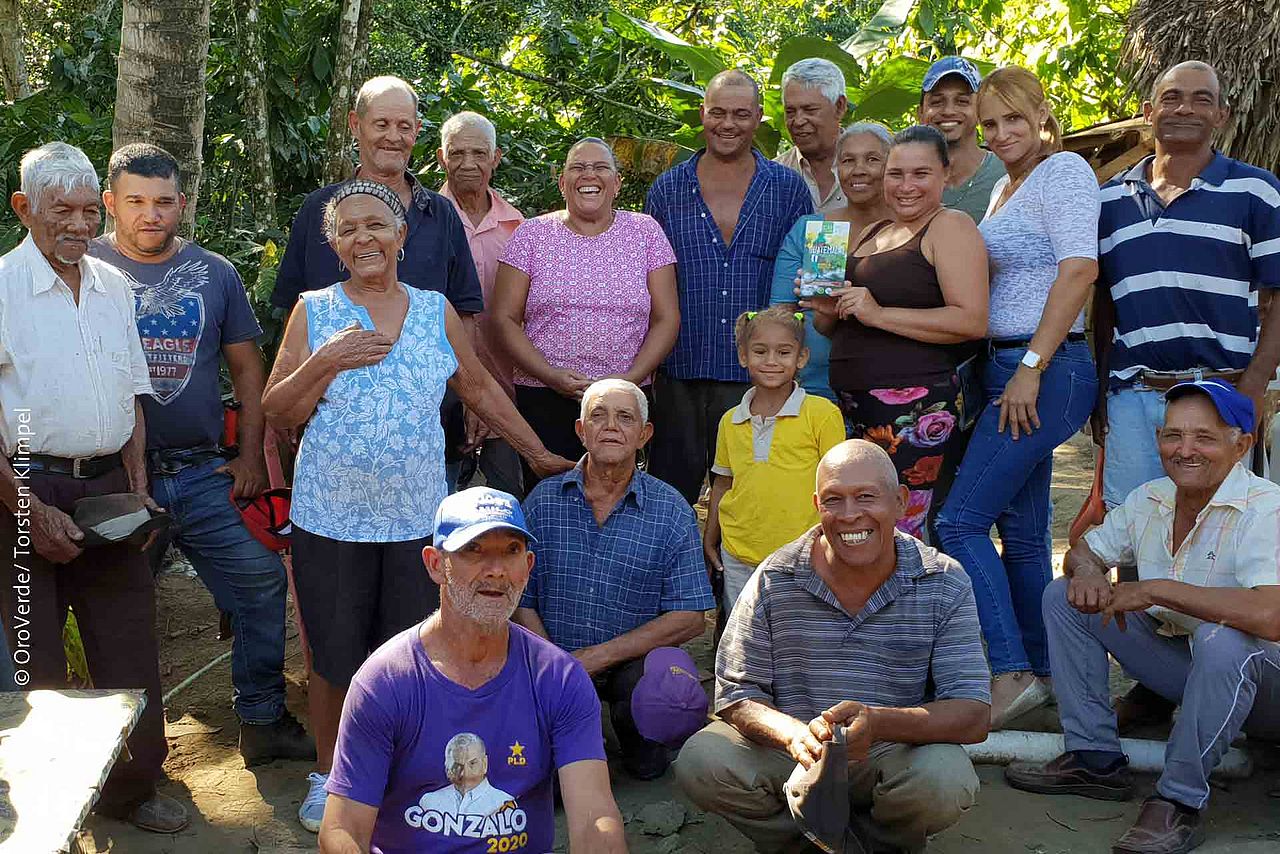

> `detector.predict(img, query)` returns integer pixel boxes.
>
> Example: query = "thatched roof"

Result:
[1124,0,1280,172]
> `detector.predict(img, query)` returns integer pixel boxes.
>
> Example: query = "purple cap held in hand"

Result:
[630,647,709,750]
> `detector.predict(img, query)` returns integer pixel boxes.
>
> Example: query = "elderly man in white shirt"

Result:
[0,142,188,833]
[1006,379,1280,854]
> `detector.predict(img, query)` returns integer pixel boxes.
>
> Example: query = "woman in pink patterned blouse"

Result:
[491,138,680,484]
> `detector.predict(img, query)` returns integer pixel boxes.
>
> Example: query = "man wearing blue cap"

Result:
[318,486,626,853]
[919,56,1006,223]
[1007,380,1280,854]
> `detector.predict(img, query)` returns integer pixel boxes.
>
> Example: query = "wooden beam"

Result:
[1093,142,1153,182]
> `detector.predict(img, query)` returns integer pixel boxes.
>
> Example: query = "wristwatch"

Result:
[1021,349,1048,372]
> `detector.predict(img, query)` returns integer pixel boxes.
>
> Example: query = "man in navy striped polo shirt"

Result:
[1097,61,1280,510]
[674,440,990,853]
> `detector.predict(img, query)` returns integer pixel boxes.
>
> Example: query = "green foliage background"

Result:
[1,0,1135,336]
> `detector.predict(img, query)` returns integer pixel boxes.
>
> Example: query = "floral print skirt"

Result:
[836,374,965,541]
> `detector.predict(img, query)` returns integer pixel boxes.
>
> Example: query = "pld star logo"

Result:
[507,741,527,766]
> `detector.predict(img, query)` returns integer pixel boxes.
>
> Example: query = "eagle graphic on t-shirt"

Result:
[129,259,207,405]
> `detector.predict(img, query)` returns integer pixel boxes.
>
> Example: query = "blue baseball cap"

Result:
[922,56,982,93]
[432,486,536,551]
[1165,379,1255,434]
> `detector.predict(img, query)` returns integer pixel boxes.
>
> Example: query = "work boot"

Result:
[1115,683,1176,735]
[1112,797,1205,853]
[1005,751,1133,801]
[129,793,190,833]
[239,709,316,767]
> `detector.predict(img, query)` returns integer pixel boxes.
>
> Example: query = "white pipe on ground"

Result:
[964,730,1253,779]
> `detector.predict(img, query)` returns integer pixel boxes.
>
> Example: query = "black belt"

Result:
[22,452,123,479]
[147,444,226,476]
[991,332,1087,350]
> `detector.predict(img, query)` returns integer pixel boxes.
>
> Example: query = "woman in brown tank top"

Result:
[804,126,989,540]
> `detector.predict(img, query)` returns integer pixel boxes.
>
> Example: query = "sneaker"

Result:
[1005,751,1133,801]
[129,792,191,833]
[298,771,329,833]
[240,709,317,767]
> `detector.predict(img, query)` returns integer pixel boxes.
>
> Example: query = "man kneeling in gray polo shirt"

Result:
[675,440,991,853]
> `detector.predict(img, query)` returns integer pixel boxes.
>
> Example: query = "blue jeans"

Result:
[151,458,287,724]
[1102,385,1167,509]
[936,340,1096,676]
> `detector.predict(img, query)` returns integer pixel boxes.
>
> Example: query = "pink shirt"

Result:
[499,210,675,387]
[439,183,525,393]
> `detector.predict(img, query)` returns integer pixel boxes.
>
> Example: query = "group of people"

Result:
[1,43,1279,854]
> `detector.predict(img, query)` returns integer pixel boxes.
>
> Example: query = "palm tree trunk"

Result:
[321,0,363,184]
[239,0,276,229]
[113,0,211,234]
[0,0,31,100]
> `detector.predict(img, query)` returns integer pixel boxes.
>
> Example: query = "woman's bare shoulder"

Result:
[928,208,983,243]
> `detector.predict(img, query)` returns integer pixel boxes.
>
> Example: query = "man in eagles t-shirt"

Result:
[90,143,314,766]
[320,487,627,853]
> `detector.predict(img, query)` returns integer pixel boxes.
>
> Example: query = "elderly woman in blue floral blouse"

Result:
[263,179,571,832]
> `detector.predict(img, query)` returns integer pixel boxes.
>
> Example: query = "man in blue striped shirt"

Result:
[674,440,990,853]
[645,70,813,505]
[1097,61,1280,510]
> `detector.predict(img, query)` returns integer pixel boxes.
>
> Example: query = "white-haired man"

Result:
[0,142,188,832]
[273,76,481,315]
[437,111,526,498]
[319,487,626,853]
[514,379,716,780]
[776,58,849,214]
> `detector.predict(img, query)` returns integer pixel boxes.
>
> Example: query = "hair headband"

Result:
[331,178,407,221]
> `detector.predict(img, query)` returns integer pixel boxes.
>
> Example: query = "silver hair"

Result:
[838,121,893,153]
[354,75,419,117]
[321,194,407,242]
[781,58,847,107]
[566,136,618,170]
[441,111,497,155]
[20,142,100,213]
[580,378,648,424]
[443,732,485,773]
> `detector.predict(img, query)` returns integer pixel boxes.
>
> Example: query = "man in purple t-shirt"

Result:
[319,487,627,854]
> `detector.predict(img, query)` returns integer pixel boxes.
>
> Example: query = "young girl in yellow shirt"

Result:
[704,307,847,614]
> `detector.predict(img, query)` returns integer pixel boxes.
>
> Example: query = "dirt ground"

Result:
[72,433,1280,853]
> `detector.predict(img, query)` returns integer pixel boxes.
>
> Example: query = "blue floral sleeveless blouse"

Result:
[290,283,457,542]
